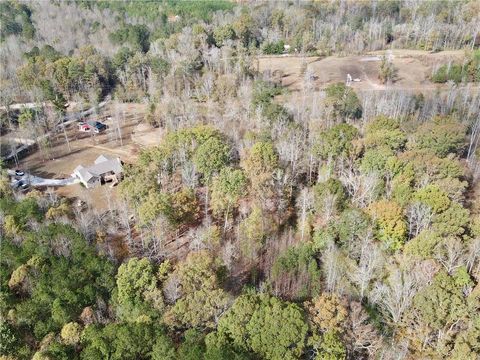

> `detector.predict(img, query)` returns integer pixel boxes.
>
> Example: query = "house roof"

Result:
[95,154,113,164]
[89,156,122,175]
[73,155,123,183]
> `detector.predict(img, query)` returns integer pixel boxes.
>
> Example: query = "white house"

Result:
[73,155,123,188]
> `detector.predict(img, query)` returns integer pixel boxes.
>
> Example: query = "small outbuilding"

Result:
[73,154,123,188]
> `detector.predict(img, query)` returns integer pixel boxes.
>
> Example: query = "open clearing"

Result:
[258,49,468,92]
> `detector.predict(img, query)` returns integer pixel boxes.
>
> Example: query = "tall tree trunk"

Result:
[62,123,71,153]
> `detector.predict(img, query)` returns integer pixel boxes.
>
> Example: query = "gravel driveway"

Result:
[7,170,79,187]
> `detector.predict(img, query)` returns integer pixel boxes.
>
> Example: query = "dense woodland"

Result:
[1,1,480,360]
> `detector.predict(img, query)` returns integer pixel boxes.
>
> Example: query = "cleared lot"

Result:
[258,49,467,91]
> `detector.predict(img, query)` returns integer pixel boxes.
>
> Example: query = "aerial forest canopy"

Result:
[1,1,480,360]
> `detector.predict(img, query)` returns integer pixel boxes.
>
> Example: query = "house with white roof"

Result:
[73,154,123,188]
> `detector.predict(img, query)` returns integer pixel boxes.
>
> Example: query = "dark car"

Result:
[87,121,107,133]
[13,180,22,189]
[14,170,25,180]
[13,180,29,190]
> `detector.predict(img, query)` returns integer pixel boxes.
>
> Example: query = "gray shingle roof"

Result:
[73,155,122,183]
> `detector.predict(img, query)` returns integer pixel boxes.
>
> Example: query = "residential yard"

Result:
[55,180,119,212]
[7,102,152,210]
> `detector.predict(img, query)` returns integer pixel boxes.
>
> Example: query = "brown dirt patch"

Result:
[258,50,469,92]
[131,123,164,148]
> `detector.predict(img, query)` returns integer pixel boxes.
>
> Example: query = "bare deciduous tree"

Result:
[346,301,382,358]
[349,235,383,299]
[406,202,433,238]
[371,268,417,324]
[340,168,380,208]
[322,242,347,293]
[295,187,314,241]
[434,237,466,274]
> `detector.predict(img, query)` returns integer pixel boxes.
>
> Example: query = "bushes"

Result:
[215,292,308,359]
[0,1,35,41]
[432,52,479,83]
[432,63,466,83]
[271,244,321,298]
[408,116,466,157]
[378,55,398,84]
[0,223,115,344]
[213,24,236,47]
[262,40,285,54]
[325,83,362,120]
[252,80,283,108]
[109,24,150,52]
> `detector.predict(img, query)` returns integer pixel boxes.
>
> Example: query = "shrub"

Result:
[262,40,285,55]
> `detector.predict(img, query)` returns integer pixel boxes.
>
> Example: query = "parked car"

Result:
[78,121,107,133]
[13,180,29,191]
[14,170,25,180]
[89,121,107,133]
[78,122,91,132]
